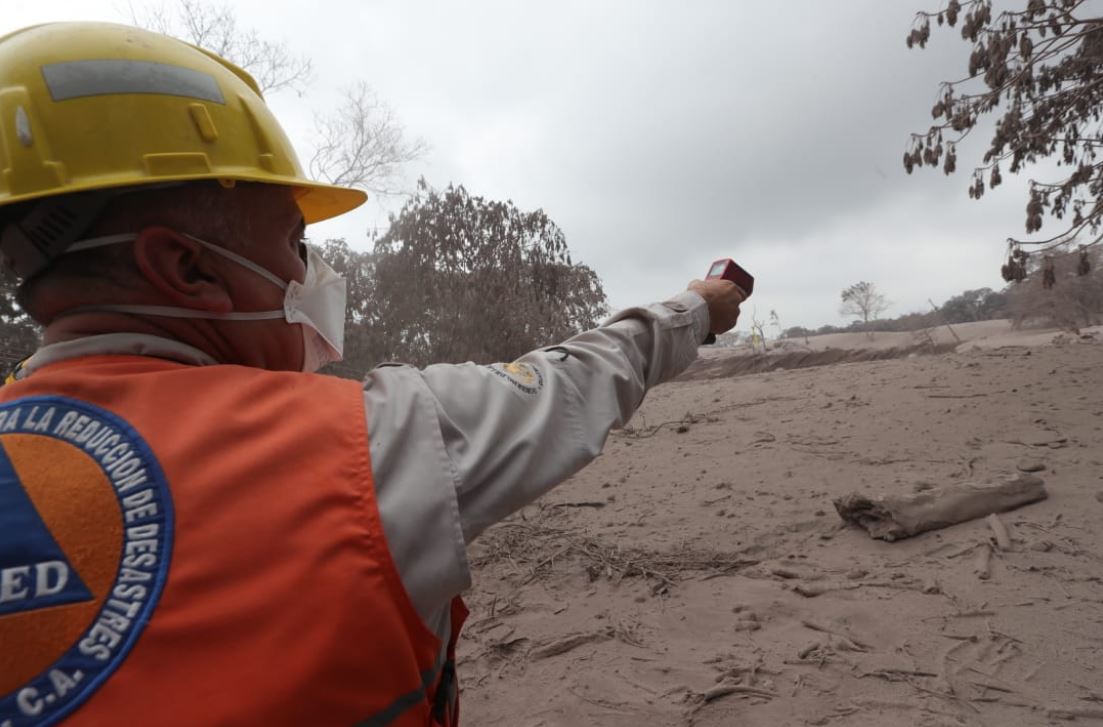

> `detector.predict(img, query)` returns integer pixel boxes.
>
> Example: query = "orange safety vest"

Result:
[0,355,466,726]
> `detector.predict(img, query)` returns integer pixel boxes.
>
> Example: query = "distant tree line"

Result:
[780,246,1102,340]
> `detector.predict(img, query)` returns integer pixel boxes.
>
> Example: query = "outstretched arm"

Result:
[364,282,741,626]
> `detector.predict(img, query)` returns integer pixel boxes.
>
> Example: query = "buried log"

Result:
[833,474,1047,542]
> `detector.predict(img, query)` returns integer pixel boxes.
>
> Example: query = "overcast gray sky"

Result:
[5,1,1047,331]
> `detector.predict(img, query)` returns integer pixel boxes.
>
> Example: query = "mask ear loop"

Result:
[58,305,286,321]
[65,232,291,291]
[181,233,290,291]
[58,231,296,322]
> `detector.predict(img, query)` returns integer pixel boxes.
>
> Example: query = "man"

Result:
[0,22,743,727]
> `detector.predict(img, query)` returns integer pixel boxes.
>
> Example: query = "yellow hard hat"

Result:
[0,22,367,276]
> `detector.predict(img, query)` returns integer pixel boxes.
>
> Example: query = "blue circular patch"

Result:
[0,396,173,727]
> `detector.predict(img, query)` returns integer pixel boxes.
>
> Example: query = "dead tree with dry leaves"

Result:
[364,179,608,367]
[133,1,424,193]
[905,0,1103,261]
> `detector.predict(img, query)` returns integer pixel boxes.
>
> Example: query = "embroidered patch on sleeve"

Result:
[0,396,173,727]
[486,362,544,396]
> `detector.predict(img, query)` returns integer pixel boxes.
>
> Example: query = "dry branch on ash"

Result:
[469,517,758,591]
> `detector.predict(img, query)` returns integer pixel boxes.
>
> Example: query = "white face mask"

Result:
[64,233,347,373]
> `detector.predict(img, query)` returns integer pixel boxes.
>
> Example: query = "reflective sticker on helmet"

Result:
[14,107,32,148]
[0,396,174,727]
[42,60,225,104]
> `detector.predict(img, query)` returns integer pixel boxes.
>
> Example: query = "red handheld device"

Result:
[702,258,753,345]
[705,258,754,297]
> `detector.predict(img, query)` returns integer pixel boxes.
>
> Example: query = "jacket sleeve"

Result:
[364,291,709,624]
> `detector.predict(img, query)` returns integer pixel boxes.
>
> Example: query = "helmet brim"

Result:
[289,180,369,224]
[0,174,368,226]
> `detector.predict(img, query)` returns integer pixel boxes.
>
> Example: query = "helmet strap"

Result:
[1,182,189,279]
[1,191,113,278]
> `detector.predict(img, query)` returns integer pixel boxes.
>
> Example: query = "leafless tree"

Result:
[749,308,768,352]
[840,281,890,323]
[132,1,425,193]
[130,0,312,95]
[309,82,428,195]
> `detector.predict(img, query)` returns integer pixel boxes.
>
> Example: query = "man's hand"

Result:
[688,279,745,335]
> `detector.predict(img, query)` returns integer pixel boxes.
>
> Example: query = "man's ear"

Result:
[131,227,233,313]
